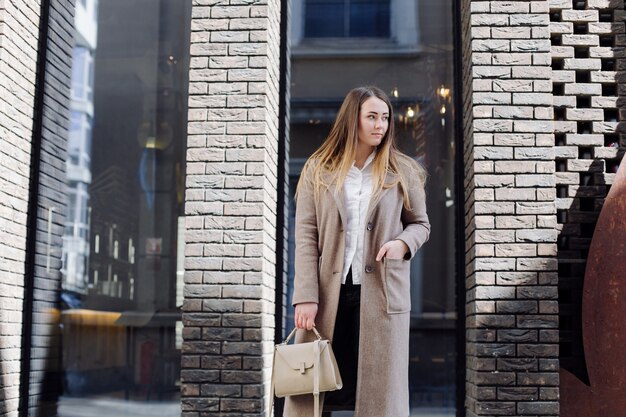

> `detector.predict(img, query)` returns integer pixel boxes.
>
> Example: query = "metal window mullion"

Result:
[344,0,350,37]
[451,0,467,415]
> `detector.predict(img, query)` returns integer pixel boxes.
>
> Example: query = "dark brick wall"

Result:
[24,0,75,415]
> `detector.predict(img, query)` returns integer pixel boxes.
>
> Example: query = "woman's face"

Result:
[357,96,389,150]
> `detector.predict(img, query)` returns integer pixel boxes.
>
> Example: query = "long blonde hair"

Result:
[296,86,427,209]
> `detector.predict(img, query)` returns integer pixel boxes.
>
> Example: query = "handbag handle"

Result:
[269,327,324,417]
[281,326,322,345]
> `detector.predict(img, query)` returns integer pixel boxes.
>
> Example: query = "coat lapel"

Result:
[320,171,348,227]
[365,171,399,220]
[331,185,348,228]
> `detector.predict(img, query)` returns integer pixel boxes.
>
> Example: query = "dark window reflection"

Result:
[35,0,191,415]
[348,0,390,37]
[290,0,457,415]
[304,0,390,38]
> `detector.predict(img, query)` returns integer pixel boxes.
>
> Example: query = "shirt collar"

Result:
[353,149,377,171]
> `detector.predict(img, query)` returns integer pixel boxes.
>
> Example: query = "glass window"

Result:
[71,47,86,100]
[305,0,390,38]
[348,0,390,37]
[28,0,192,415]
[67,192,77,223]
[288,0,457,415]
[84,116,92,157]
[71,47,95,102]
[304,0,345,37]
[70,110,82,131]
[68,111,84,153]
[87,56,95,101]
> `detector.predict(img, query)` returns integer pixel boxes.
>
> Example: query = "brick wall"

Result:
[0,1,42,416]
[1,1,623,416]
[25,0,74,414]
[182,0,284,415]
[463,1,560,416]
[550,0,626,388]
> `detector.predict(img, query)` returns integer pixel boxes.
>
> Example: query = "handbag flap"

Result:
[275,340,329,370]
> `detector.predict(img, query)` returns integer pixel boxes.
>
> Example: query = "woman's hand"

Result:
[294,302,318,330]
[376,239,409,261]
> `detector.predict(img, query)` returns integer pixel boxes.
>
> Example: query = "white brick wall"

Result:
[464,1,559,416]
[182,0,283,415]
[0,1,42,416]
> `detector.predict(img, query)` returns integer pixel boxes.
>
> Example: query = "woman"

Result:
[283,86,431,417]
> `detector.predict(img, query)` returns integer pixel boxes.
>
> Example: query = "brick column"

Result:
[182,1,282,416]
[0,1,42,416]
[25,0,75,415]
[463,1,559,416]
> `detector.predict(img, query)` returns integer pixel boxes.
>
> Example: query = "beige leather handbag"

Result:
[269,327,343,417]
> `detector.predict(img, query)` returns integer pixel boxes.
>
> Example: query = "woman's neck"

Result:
[354,145,375,169]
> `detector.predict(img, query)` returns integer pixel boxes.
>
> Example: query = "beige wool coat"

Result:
[283,156,431,417]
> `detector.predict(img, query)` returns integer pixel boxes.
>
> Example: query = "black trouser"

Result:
[323,269,361,413]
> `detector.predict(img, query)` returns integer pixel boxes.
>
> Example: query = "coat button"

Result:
[365,265,373,273]
[366,222,373,231]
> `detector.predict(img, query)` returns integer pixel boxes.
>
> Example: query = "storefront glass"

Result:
[286,0,457,415]
[28,1,191,415]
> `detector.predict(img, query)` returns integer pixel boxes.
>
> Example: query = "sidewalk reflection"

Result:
[330,409,455,417]
[58,397,180,417]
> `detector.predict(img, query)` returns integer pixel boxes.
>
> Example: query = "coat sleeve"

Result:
[292,170,320,306]
[394,175,431,260]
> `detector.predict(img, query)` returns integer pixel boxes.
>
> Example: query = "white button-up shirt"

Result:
[340,151,376,284]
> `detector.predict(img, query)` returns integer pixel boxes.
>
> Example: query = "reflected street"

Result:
[330,409,455,417]
[58,397,180,417]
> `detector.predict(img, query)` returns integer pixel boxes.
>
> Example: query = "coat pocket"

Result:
[383,258,411,314]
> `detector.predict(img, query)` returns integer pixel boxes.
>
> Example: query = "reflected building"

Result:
[30,0,191,410]
[61,0,98,294]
